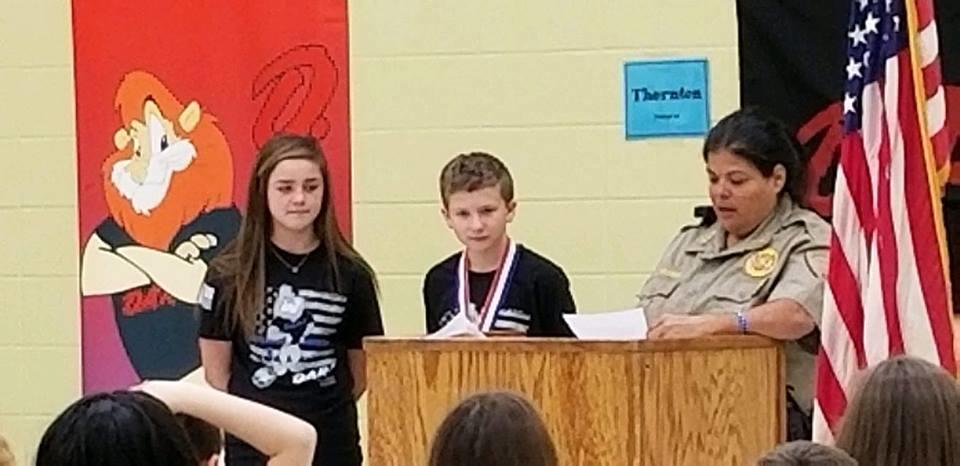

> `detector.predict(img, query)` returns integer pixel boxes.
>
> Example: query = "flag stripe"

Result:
[878,70,907,356]
[926,85,946,132]
[922,59,941,98]
[915,0,934,27]
[823,283,864,387]
[812,405,836,445]
[815,350,849,435]
[839,136,877,242]
[932,128,951,183]
[918,22,939,67]
[828,233,868,364]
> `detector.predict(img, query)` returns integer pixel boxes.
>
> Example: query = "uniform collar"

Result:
[685,196,796,259]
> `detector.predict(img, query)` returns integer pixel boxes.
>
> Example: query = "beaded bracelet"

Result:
[735,310,748,334]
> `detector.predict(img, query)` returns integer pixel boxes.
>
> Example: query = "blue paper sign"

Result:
[624,58,710,139]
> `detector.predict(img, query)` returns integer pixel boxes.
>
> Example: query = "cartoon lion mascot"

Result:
[80,70,241,379]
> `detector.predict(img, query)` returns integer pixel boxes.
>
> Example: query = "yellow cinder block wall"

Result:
[0,1,737,463]
[0,0,81,463]
[349,1,739,335]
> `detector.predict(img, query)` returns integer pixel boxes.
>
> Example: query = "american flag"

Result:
[812,0,956,442]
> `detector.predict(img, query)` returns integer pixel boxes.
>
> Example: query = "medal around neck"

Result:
[425,311,486,339]
[460,239,518,333]
[427,239,519,338]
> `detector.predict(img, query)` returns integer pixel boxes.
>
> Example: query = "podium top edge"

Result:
[362,335,780,353]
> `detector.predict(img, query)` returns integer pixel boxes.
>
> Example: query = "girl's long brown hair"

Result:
[209,133,377,337]
[836,355,960,466]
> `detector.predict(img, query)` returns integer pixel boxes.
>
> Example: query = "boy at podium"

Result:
[423,152,576,336]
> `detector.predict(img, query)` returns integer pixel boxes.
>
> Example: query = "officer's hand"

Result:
[648,314,723,340]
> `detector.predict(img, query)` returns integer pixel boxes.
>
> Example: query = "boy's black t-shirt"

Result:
[198,245,383,466]
[423,244,576,336]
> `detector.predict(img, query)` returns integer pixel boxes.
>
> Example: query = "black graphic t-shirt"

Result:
[198,245,383,466]
[95,207,241,379]
[423,245,576,336]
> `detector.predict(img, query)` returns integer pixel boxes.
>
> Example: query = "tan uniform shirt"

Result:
[637,197,830,411]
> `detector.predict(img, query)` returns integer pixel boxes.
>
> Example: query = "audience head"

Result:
[836,355,960,466]
[757,440,857,466]
[176,414,222,466]
[36,390,196,466]
[428,391,557,466]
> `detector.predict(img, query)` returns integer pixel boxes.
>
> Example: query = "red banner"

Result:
[72,1,351,392]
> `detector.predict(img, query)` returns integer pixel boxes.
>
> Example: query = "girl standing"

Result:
[199,134,383,466]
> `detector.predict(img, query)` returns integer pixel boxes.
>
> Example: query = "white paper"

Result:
[563,308,648,340]
[426,311,488,339]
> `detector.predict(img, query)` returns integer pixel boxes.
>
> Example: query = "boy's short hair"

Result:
[757,441,857,466]
[176,414,222,463]
[439,152,514,206]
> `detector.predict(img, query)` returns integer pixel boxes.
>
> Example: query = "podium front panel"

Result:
[365,337,784,466]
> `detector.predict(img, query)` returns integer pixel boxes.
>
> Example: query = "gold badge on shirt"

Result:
[745,248,779,278]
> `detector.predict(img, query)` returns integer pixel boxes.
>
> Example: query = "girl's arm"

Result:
[139,380,317,466]
[199,338,232,391]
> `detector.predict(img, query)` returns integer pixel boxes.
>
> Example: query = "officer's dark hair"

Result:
[702,107,806,203]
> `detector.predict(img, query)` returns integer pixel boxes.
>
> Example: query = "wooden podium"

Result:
[365,336,784,466]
